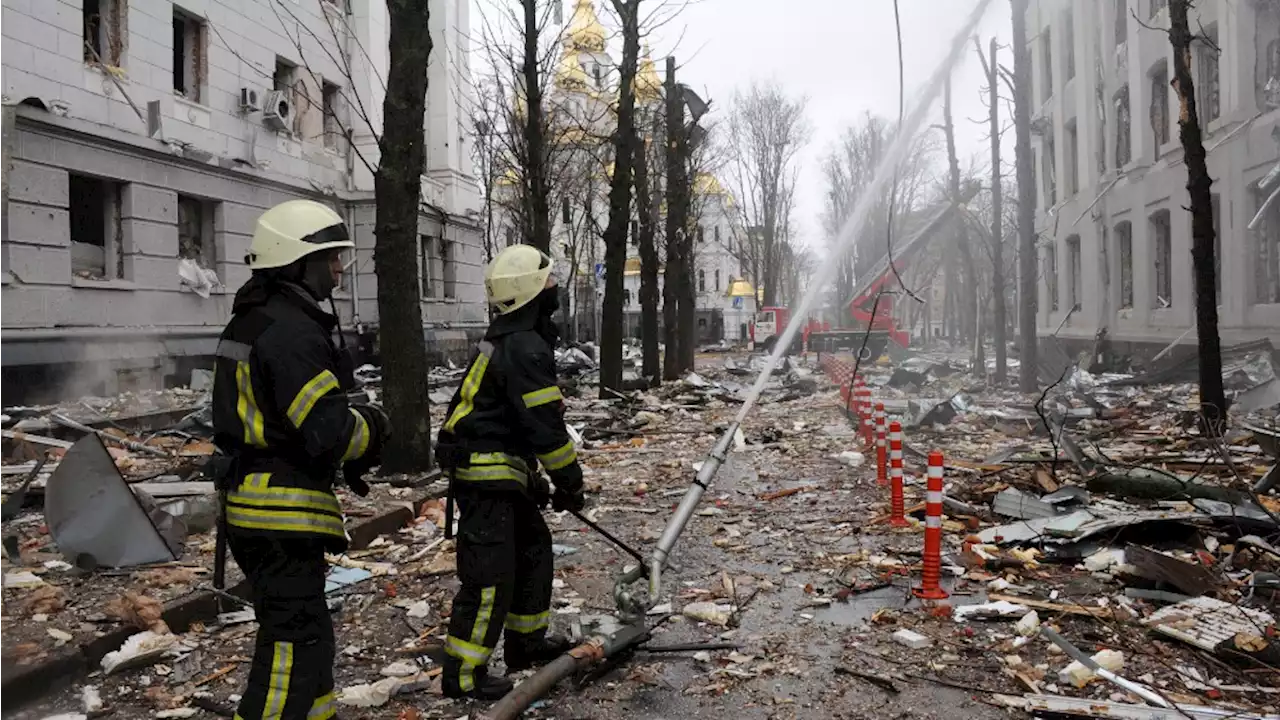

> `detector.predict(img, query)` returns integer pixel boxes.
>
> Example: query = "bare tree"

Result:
[723,81,809,308]
[598,0,642,396]
[521,0,553,253]
[1011,0,1039,392]
[819,112,934,324]
[633,104,662,379]
[374,0,434,471]
[1168,0,1226,432]
[941,78,983,374]
[976,37,1009,384]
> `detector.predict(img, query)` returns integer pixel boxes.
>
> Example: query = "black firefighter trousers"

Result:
[228,533,336,720]
[443,491,554,694]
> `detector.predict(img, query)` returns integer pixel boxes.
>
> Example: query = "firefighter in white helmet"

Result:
[212,199,390,720]
[435,244,584,701]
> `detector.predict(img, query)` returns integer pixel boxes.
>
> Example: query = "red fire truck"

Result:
[749,203,956,359]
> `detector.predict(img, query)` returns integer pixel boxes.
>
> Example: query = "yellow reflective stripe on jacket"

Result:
[236,361,267,448]
[341,408,370,462]
[244,471,271,490]
[521,385,563,409]
[443,346,492,432]
[228,485,343,514]
[307,691,336,720]
[287,370,340,428]
[469,452,529,472]
[536,440,577,471]
[226,505,345,538]
[263,640,294,720]
[504,610,550,634]
[454,464,527,485]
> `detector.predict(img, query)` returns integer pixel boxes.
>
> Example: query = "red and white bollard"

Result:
[859,387,874,448]
[874,402,887,487]
[913,450,949,600]
[888,421,909,527]
[850,376,865,424]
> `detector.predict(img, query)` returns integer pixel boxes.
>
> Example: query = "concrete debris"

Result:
[7,346,1280,719]
[1059,649,1125,688]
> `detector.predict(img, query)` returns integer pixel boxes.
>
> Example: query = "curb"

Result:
[2,478,447,712]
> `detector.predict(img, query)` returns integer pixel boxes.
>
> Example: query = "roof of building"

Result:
[566,0,607,54]
[635,46,662,103]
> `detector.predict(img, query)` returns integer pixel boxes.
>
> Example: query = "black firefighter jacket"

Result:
[211,280,373,552]
[436,306,583,499]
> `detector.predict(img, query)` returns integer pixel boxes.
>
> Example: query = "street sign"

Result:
[594,263,605,281]
[732,297,743,309]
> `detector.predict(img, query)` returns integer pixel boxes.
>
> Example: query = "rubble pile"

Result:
[3,344,1278,719]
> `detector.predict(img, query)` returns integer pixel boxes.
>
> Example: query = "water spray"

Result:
[479,3,999,715]
[614,0,997,616]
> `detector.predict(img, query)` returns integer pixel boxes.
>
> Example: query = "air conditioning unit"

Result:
[239,87,260,112]
[262,90,293,131]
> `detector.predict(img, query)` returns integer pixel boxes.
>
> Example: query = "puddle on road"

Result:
[814,580,990,627]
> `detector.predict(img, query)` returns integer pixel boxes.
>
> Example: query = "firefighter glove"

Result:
[353,403,392,455]
[552,487,585,513]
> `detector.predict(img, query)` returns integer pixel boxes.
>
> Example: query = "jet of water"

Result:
[732,0,996,426]
[619,0,999,613]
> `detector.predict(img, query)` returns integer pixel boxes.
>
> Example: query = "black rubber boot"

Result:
[504,634,572,671]
[442,662,514,701]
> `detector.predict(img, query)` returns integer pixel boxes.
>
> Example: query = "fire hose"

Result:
[477,2,995,713]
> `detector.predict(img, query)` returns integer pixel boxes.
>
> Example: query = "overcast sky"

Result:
[470,0,1014,249]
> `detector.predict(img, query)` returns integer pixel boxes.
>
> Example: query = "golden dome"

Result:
[555,46,592,92]
[635,45,662,103]
[624,257,642,275]
[728,279,755,298]
[566,0,607,54]
[695,172,725,196]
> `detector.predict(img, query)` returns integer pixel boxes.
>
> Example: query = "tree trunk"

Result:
[678,203,696,372]
[374,0,433,473]
[987,39,1008,385]
[943,79,981,374]
[1012,0,1040,392]
[598,0,641,398]
[523,0,551,253]
[1168,0,1227,433]
[662,56,685,380]
[634,114,661,380]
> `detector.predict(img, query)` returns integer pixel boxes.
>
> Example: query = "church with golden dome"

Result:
[492,0,754,347]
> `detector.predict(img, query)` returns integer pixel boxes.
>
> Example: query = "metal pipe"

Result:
[635,421,736,607]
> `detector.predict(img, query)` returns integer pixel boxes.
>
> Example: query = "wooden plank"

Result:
[987,593,1127,620]
[1124,544,1218,597]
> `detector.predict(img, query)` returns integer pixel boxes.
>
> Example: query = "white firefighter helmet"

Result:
[485,244,554,314]
[246,200,353,270]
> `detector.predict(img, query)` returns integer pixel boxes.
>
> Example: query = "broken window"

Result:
[1115,0,1127,47]
[177,195,215,265]
[172,7,206,102]
[1150,61,1170,155]
[83,0,125,66]
[1116,221,1134,309]
[1254,187,1280,305]
[420,235,439,299]
[443,238,457,299]
[1115,86,1132,167]
[1064,9,1076,81]
[1151,209,1173,308]
[322,81,344,151]
[1067,235,1082,311]
[1196,26,1220,125]
[1041,28,1054,103]
[273,57,301,134]
[1046,243,1059,312]
[69,175,123,280]
[1065,121,1079,197]
[698,269,706,293]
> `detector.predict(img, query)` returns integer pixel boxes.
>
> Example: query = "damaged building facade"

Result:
[1026,0,1280,355]
[0,0,486,403]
